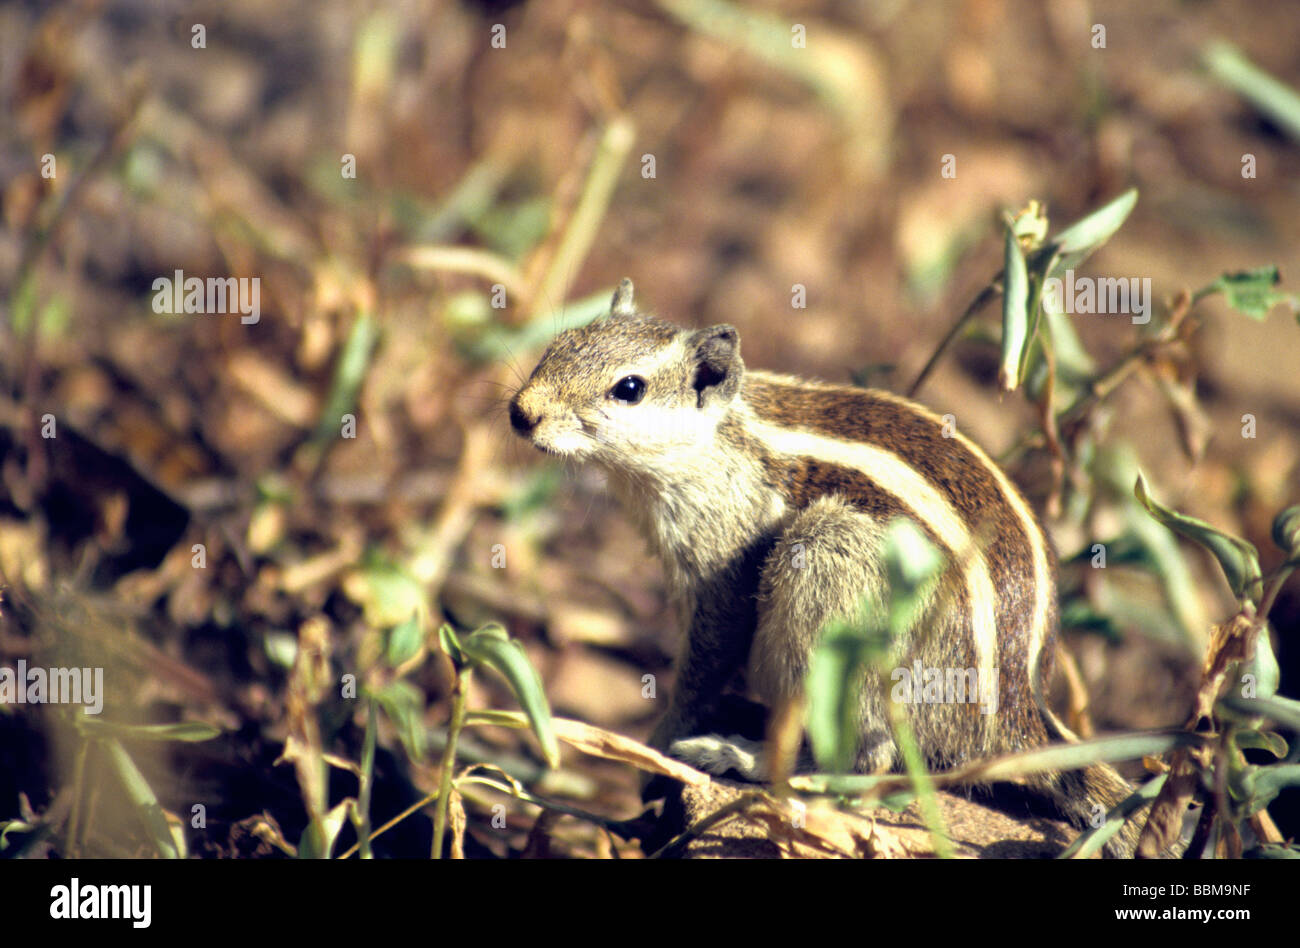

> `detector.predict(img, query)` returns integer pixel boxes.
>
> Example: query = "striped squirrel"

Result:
[509,279,1142,856]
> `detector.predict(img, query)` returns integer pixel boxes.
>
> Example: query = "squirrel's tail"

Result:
[1032,707,1145,858]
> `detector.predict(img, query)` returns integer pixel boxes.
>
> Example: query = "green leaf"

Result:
[1064,532,1154,569]
[1041,290,1097,379]
[1239,628,1280,701]
[74,718,221,743]
[466,287,613,362]
[0,820,37,851]
[350,559,428,630]
[998,223,1030,392]
[299,799,354,860]
[442,290,494,331]
[788,772,898,796]
[1094,445,1207,642]
[264,631,298,669]
[1133,473,1262,603]
[1272,505,1300,564]
[417,160,507,243]
[1238,764,1300,816]
[1044,188,1138,277]
[1204,42,1300,143]
[372,678,428,761]
[313,311,379,444]
[502,466,563,522]
[806,520,942,774]
[473,195,552,261]
[1232,728,1288,759]
[848,363,898,389]
[39,294,71,338]
[1249,843,1300,859]
[438,622,466,670]
[805,614,879,775]
[352,12,399,100]
[9,274,37,336]
[457,623,560,768]
[1058,600,1125,644]
[386,614,423,668]
[881,519,944,634]
[463,709,532,728]
[101,739,179,858]
[1195,267,1298,321]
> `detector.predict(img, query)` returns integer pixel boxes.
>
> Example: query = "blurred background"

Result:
[1,0,1298,858]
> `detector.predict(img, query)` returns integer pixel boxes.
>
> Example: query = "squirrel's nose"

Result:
[509,396,536,435]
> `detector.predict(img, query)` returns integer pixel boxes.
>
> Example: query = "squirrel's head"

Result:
[509,279,745,471]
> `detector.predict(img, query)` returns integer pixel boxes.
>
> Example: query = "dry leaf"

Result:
[449,789,467,859]
[1193,614,1256,724]
[1137,746,1205,858]
[550,717,712,787]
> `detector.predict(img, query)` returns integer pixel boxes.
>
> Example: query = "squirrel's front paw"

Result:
[668,734,767,781]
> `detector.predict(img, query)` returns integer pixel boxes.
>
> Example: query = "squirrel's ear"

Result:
[610,278,636,318]
[687,324,743,408]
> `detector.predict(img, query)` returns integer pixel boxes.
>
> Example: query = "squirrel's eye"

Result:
[609,376,646,405]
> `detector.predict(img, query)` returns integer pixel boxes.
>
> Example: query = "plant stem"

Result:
[998,289,1195,465]
[65,739,90,857]
[907,283,998,398]
[1255,565,1294,624]
[528,115,635,323]
[432,666,470,859]
[355,698,377,859]
[885,685,953,858]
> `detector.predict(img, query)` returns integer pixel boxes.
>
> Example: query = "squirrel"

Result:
[509,279,1143,857]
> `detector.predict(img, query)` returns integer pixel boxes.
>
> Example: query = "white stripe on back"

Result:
[747,417,1000,707]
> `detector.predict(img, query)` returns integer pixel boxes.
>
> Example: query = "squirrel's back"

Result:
[734,370,1060,756]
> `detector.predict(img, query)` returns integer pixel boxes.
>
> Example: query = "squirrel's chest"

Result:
[606,452,786,592]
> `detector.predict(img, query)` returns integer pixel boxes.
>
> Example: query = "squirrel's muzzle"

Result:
[508,396,536,436]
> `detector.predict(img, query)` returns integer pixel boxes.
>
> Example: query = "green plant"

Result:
[431,622,558,859]
[1130,495,1300,858]
[0,716,220,859]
